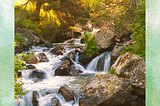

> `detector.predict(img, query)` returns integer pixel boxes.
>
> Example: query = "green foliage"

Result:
[15,32,28,46]
[129,82,133,90]
[83,86,88,92]
[108,67,117,75]
[14,43,32,99]
[15,17,23,26]
[122,1,145,60]
[83,32,99,56]
[15,8,41,33]
[14,78,29,99]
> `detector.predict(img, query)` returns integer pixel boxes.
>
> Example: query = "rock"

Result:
[55,56,72,76]
[73,31,82,38]
[44,40,52,48]
[111,43,125,60]
[58,84,75,102]
[78,54,93,65]
[82,26,92,31]
[80,38,85,43]
[66,48,98,65]
[79,74,131,106]
[55,56,81,76]
[29,69,47,80]
[126,40,137,46]
[51,93,61,106]
[37,53,49,62]
[94,27,116,50]
[66,50,75,60]
[50,45,65,55]
[116,31,132,42]
[112,52,145,95]
[15,26,44,53]
[26,53,39,64]
[56,50,63,55]
[27,65,36,69]
[32,91,39,106]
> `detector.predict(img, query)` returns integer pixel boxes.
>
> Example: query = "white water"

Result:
[75,52,79,63]
[15,37,111,106]
[86,52,111,74]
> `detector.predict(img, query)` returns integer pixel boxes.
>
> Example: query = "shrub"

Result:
[122,1,145,60]
[14,42,31,99]
[108,67,117,75]
[83,32,99,56]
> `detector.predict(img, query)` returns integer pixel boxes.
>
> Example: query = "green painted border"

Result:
[0,0,160,106]
[146,0,160,106]
[0,0,14,106]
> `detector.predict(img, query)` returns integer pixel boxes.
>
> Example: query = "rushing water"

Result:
[15,36,111,106]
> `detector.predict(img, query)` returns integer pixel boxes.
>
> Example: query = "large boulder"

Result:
[50,45,65,55]
[94,28,116,50]
[112,52,145,95]
[58,84,75,102]
[79,74,131,106]
[37,53,49,62]
[26,53,39,64]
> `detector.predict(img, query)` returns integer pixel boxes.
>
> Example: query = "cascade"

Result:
[86,52,111,73]
[15,29,112,106]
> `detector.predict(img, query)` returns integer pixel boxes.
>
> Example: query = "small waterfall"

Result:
[75,52,79,63]
[86,52,111,73]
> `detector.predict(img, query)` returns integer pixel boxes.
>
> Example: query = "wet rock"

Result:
[66,50,75,60]
[112,52,145,95]
[66,48,98,65]
[79,74,131,106]
[80,38,86,43]
[55,56,80,76]
[27,64,36,69]
[56,50,63,55]
[78,54,93,65]
[50,45,65,55]
[61,56,74,65]
[37,53,49,62]
[94,27,116,50]
[55,57,71,76]
[29,69,47,80]
[111,43,125,60]
[26,53,39,64]
[32,91,39,106]
[51,93,61,106]
[58,84,75,102]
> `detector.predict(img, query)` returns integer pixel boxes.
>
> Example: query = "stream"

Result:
[14,30,112,106]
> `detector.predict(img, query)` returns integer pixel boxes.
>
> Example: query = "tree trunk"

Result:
[30,0,44,21]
